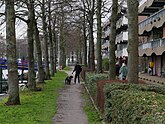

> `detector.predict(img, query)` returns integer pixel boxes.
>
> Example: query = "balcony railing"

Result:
[116,16,128,29]
[138,0,147,7]
[102,41,109,49]
[116,48,128,57]
[104,28,110,38]
[117,43,127,51]
[116,31,128,43]
[139,8,165,29]
[139,38,165,50]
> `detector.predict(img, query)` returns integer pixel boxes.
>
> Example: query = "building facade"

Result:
[102,21,110,59]
[138,0,165,76]
[116,4,128,63]
[0,34,6,58]
[102,2,128,65]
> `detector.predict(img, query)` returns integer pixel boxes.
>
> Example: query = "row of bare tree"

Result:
[1,0,139,105]
[1,0,87,105]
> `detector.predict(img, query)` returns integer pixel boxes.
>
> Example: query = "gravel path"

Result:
[53,69,88,124]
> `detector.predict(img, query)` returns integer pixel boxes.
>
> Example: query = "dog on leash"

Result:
[65,75,73,85]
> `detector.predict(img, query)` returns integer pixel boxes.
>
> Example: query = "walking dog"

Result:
[65,75,73,85]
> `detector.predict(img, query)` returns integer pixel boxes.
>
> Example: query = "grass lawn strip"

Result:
[82,85,103,124]
[0,71,67,124]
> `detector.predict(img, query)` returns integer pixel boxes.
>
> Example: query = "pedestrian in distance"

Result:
[72,62,82,84]
[115,62,120,79]
[149,61,154,75]
[119,62,128,80]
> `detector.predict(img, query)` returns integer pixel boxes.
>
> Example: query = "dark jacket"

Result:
[115,64,120,76]
[73,64,82,74]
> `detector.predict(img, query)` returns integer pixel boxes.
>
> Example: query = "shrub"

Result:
[97,80,146,112]
[80,67,92,81]
[85,72,108,103]
[104,83,165,124]
[97,80,128,112]
[102,58,109,71]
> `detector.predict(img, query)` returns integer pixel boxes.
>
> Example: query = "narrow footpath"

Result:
[52,68,88,124]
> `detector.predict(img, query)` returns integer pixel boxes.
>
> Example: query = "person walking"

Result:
[119,62,128,80]
[149,61,154,75]
[72,62,82,84]
[115,62,120,79]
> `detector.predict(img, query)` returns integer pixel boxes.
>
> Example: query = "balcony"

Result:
[116,31,128,44]
[116,48,128,58]
[139,38,165,49]
[139,0,147,7]
[139,8,165,35]
[102,41,109,49]
[104,28,110,39]
[102,21,110,39]
[139,38,165,56]
[138,0,165,15]
[102,49,109,59]
[116,43,128,57]
[116,16,128,30]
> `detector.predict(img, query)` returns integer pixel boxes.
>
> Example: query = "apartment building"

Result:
[102,21,110,59]
[116,3,128,64]
[138,0,165,76]
[0,34,6,58]
[102,2,128,64]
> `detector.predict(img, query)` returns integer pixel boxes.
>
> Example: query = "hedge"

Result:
[104,83,165,124]
[102,58,109,71]
[85,72,108,103]
[97,80,146,112]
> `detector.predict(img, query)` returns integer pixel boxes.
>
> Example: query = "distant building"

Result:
[138,0,165,76]
[115,2,128,64]
[102,21,110,59]
[102,1,128,65]
[16,38,28,59]
[0,34,6,58]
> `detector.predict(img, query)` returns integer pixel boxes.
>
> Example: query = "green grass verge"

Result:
[82,85,102,124]
[0,71,67,124]
[63,66,72,71]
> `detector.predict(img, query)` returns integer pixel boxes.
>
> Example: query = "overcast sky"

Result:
[0,0,113,39]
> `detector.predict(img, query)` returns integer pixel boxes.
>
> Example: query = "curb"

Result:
[139,77,165,85]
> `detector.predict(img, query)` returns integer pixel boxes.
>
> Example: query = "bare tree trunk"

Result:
[127,0,139,83]
[89,12,95,71]
[79,40,83,64]
[76,49,79,62]
[34,20,45,83]
[96,0,102,73]
[52,18,57,73]
[48,1,55,76]
[87,22,90,69]
[60,5,66,69]
[82,0,95,70]
[83,6,87,67]
[109,0,118,80]
[5,0,20,105]
[42,0,50,80]
[27,0,36,90]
